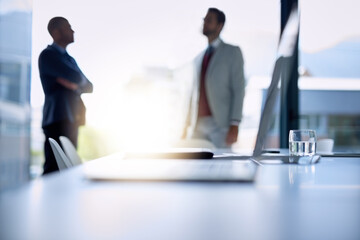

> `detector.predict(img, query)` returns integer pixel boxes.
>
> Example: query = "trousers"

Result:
[192,116,228,148]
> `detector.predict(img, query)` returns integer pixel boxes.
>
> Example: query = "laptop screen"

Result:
[252,7,299,157]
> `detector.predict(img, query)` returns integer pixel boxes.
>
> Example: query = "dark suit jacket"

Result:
[38,44,93,128]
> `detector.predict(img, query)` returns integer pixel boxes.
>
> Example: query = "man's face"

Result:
[202,11,222,37]
[59,20,74,44]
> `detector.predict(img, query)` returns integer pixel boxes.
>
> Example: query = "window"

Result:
[299,0,360,151]
[32,0,280,155]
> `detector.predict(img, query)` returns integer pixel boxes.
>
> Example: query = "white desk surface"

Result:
[1,155,359,240]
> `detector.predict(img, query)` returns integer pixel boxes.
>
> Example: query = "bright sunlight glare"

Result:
[85,67,192,151]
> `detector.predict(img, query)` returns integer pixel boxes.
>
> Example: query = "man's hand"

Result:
[226,125,239,145]
[56,77,79,91]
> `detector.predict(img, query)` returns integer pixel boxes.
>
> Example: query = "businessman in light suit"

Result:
[183,8,245,148]
[39,17,93,174]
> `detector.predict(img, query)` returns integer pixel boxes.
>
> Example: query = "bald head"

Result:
[48,17,68,37]
[47,17,74,48]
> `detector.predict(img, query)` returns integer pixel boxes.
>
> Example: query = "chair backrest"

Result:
[49,138,73,171]
[59,136,82,166]
[174,138,216,149]
[317,138,334,154]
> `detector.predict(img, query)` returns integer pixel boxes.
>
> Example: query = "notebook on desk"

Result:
[84,7,300,182]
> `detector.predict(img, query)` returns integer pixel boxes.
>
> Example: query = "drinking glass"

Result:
[289,130,317,163]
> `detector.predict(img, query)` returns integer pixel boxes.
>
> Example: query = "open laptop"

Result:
[84,7,302,182]
[214,6,305,164]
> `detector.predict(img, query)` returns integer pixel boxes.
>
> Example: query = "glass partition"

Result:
[0,0,32,190]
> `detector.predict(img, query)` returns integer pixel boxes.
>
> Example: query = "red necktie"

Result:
[198,46,214,117]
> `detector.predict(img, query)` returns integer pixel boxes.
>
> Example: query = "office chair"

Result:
[59,136,82,166]
[49,138,73,171]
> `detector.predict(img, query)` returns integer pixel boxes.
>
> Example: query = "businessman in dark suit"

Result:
[39,17,93,174]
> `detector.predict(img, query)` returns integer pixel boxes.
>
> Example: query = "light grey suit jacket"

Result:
[186,40,245,134]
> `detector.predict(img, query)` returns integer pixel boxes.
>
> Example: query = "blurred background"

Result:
[1,0,360,188]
